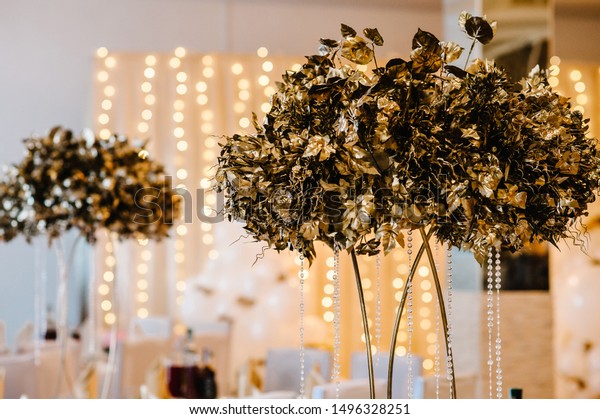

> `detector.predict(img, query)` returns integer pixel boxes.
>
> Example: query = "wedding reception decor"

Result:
[216,13,600,398]
[0,125,180,397]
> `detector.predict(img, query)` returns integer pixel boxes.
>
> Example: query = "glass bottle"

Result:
[196,348,217,399]
[44,305,57,340]
[509,388,523,399]
[167,328,200,398]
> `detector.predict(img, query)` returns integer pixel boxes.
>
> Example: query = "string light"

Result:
[102,235,116,326]
[172,47,189,317]
[198,54,217,272]
[136,239,149,319]
[95,51,119,327]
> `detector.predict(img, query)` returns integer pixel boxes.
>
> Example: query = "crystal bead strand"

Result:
[446,244,454,398]
[495,249,503,399]
[333,245,341,399]
[486,246,494,399]
[406,229,414,398]
[375,253,382,367]
[299,252,306,398]
[434,241,441,398]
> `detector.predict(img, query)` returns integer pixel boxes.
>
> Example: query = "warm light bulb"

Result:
[257,47,269,58]
[169,57,181,68]
[231,63,244,75]
[239,117,250,128]
[196,81,207,92]
[96,47,109,58]
[97,71,109,82]
[104,313,116,324]
[105,56,116,68]
[144,95,156,105]
[262,61,273,72]
[258,75,270,86]
[145,55,157,66]
[176,84,187,95]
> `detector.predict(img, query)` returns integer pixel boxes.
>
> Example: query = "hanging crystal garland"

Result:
[434,241,441,398]
[298,251,306,399]
[375,253,381,367]
[495,249,503,399]
[332,244,341,399]
[53,235,79,397]
[33,237,48,367]
[446,244,454,398]
[486,246,494,399]
[406,229,414,398]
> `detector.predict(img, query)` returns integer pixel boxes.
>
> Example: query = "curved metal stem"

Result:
[420,226,456,399]
[350,249,375,399]
[387,228,432,398]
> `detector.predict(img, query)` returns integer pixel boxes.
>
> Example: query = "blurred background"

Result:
[1,0,600,398]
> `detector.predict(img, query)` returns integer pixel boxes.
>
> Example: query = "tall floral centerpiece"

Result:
[217,13,599,398]
[0,126,180,397]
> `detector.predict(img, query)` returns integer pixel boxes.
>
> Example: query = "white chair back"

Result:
[0,353,36,398]
[263,348,331,394]
[0,321,9,355]
[416,373,479,398]
[117,337,172,398]
[129,316,172,339]
[0,340,81,398]
[312,378,388,399]
[35,342,81,398]
[351,352,423,399]
[14,322,34,353]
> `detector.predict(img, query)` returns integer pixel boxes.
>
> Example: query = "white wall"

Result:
[0,0,442,349]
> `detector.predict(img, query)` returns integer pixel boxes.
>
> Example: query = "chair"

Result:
[0,321,10,355]
[116,337,172,398]
[312,378,388,399]
[0,353,36,398]
[129,316,172,339]
[263,348,331,394]
[351,352,423,399]
[34,341,81,398]
[13,322,34,353]
[416,373,479,399]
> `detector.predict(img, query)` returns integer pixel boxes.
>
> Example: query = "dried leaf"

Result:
[363,28,384,46]
[341,23,357,38]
